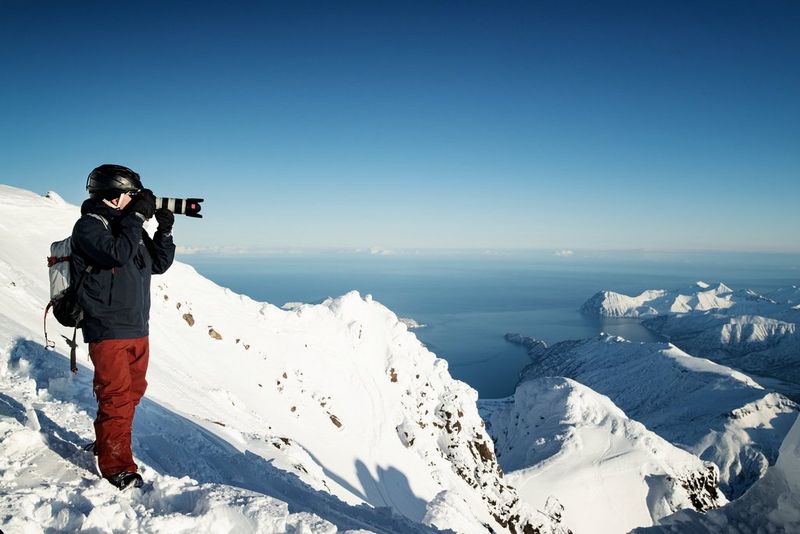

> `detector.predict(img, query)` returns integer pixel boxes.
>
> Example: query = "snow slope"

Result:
[633,414,800,533]
[581,280,800,401]
[0,185,567,533]
[642,313,800,389]
[506,334,798,500]
[479,377,725,534]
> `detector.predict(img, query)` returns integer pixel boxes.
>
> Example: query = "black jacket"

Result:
[71,199,175,342]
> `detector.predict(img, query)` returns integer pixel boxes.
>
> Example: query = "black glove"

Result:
[155,208,174,232]
[128,188,156,220]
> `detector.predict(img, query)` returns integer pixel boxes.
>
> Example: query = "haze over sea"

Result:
[185,251,800,399]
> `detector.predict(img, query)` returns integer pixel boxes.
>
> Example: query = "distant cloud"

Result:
[175,245,306,256]
[175,245,205,255]
[370,247,396,256]
[555,249,574,257]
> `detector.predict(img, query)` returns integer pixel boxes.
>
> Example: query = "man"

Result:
[71,164,175,490]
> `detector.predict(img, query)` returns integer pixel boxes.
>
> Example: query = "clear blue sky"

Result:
[1,1,798,252]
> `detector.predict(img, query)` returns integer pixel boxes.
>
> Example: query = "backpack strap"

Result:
[62,328,79,374]
[85,212,109,230]
[44,302,56,350]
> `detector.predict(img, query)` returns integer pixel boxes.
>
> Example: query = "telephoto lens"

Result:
[155,197,204,218]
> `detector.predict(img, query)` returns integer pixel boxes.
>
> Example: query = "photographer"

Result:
[71,164,175,490]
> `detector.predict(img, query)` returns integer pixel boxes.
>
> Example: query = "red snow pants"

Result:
[89,336,149,477]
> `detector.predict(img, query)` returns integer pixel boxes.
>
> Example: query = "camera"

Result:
[155,197,204,218]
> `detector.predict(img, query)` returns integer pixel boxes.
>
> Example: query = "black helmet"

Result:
[86,164,143,200]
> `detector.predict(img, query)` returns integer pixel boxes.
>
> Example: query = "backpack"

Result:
[44,213,108,374]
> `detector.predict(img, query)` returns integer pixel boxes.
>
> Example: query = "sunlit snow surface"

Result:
[0,185,564,533]
[633,415,800,533]
[480,377,726,533]
[500,335,798,501]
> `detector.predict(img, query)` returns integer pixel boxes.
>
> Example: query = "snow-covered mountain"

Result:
[642,313,800,388]
[632,414,800,533]
[578,280,795,319]
[767,285,800,305]
[479,376,725,534]
[0,185,567,533]
[580,281,739,318]
[581,281,800,401]
[505,334,798,500]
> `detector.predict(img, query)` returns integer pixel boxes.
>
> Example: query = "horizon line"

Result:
[175,246,800,258]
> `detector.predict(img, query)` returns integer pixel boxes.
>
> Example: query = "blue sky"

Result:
[1,1,798,252]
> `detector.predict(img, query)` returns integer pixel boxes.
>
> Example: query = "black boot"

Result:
[105,471,143,491]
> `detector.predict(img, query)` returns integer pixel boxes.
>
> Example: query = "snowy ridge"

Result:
[580,280,795,320]
[643,313,800,381]
[580,282,736,318]
[633,415,800,533]
[479,377,725,534]
[0,185,567,533]
[507,334,799,499]
[580,280,800,401]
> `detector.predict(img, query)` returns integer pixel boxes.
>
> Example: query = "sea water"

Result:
[184,251,800,399]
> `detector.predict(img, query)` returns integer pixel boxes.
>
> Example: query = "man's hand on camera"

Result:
[155,208,174,232]
[128,189,156,220]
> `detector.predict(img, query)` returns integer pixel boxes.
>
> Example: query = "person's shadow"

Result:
[8,338,440,533]
[356,460,428,523]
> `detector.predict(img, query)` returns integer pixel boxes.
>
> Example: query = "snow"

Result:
[581,281,785,317]
[398,318,426,330]
[0,184,566,533]
[480,377,726,534]
[574,280,800,530]
[643,313,800,390]
[507,334,799,500]
[633,414,800,534]
[581,280,800,401]
[768,285,800,305]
